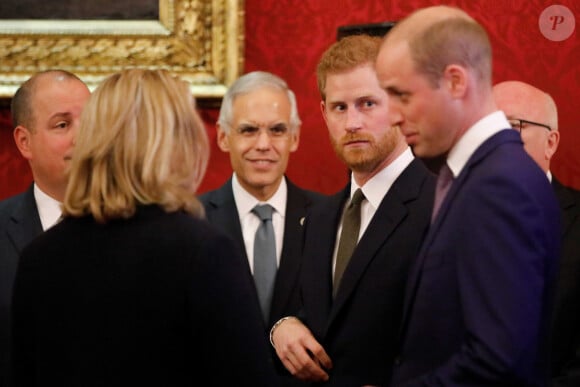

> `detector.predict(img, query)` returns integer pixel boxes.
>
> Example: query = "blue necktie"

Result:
[252,204,277,322]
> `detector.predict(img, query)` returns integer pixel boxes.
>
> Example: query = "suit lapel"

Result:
[329,160,429,326]
[400,130,519,333]
[203,179,248,261]
[329,189,408,322]
[553,178,577,237]
[6,185,43,253]
[304,189,349,330]
[270,180,313,319]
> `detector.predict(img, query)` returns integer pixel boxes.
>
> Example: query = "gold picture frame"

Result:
[0,0,244,105]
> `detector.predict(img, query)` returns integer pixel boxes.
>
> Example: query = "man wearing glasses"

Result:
[494,81,558,173]
[494,80,580,387]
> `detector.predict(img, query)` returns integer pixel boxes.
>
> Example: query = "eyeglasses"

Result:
[508,118,551,133]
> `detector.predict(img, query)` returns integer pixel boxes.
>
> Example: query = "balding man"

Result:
[494,80,580,387]
[0,70,90,387]
[493,81,559,172]
[376,6,560,385]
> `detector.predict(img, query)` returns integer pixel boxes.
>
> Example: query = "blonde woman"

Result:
[11,69,279,387]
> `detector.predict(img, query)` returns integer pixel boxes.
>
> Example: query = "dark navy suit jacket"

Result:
[550,178,580,387]
[391,130,561,386]
[0,185,42,387]
[299,158,435,386]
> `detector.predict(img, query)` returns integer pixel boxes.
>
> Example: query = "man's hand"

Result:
[271,317,333,382]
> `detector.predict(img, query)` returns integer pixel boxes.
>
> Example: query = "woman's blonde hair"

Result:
[63,68,209,223]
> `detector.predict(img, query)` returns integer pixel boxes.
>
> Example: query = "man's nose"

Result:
[345,108,362,132]
[255,128,272,148]
[387,101,404,128]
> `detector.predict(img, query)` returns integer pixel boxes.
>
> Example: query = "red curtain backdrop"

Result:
[1,0,578,200]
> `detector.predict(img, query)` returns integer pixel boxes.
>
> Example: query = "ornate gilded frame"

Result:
[0,0,244,105]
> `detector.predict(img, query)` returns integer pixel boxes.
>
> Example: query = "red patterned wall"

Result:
[1,0,578,200]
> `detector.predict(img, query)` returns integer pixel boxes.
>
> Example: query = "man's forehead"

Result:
[494,84,538,114]
[325,84,386,105]
[234,86,288,102]
[376,41,411,82]
[233,88,290,114]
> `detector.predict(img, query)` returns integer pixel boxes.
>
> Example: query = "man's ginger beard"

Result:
[331,130,399,173]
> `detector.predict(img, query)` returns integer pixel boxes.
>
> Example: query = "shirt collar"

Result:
[350,147,414,209]
[232,173,287,218]
[447,110,510,178]
[33,183,62,231]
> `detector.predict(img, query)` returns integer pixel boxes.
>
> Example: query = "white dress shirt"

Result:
[232,174,286,272]
[33,183,62,231]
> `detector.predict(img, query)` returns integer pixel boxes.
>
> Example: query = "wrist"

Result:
[269,316,298,348]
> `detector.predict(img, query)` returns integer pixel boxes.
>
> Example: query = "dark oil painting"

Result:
[0,0,159,20]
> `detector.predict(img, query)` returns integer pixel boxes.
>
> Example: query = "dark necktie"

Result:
[431,163,454,223]
[334,188,365,296]
[252,204,277,321]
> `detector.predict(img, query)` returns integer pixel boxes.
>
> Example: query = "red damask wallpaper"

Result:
[0,0,578,200]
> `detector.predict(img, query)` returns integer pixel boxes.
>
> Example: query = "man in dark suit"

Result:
[0,70,90,387]
[494,80,580,387]
[269,35,435,386]
[199,71,322,383]
[376,6,561,386]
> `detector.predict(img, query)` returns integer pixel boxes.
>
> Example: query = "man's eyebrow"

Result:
[356,94,379,101]
[385,86,408,94]
[49,112,73,120]
[326,100,346,107]
[269,123,288,131]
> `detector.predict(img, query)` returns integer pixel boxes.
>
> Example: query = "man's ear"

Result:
[290,125,300,153]
[13,126,33,160]
[216,124,230,152]
[546,130,560,161]
[443,64,468,98]
[320,100,329,126]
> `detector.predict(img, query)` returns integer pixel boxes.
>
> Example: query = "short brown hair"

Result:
[316,35,382,100]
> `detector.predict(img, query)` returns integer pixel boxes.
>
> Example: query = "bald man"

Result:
[0,70,90,387]
[376,6,560,386]
[494,81,580,387]
[493,81,559,172]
